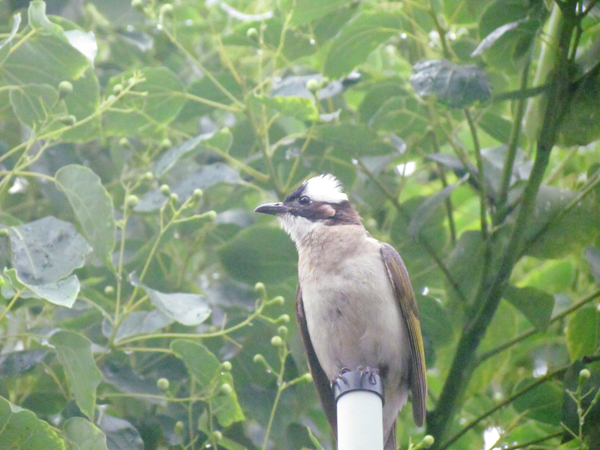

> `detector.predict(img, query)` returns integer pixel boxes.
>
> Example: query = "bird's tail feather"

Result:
[384,421,396,450]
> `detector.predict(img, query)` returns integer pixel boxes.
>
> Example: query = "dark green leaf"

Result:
[7,216,90,285]
[61,67,101,142]
[99,355,163,401]
[129,273,211,326]
[136,163,240,212]
[154,129,233,177]
[9,83,66,129]
[56,165,116,267]
[584,247,600,287]
[418,295,454,346]
[104,67,185,136]
[171,340,220,391]
[408,175,468,239]
[324,11,402,78]
[98,414,144,450]
[524,186,600,259]
[0,350,49,377]
[213,372,246,427]
[410,59,492,108]
[64,417,109,450]
[218,225,297,284]
[50,330,102,420]
[103,310,173,343]
[314,123,397,157]
[566,307,600,362]
[0,396,65,450]
[558,72,600,146]
[512,378,563,425]
[257,95,319,121]
[503,285,554,332]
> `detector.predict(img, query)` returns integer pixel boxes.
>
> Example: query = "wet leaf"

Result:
[129,273,211,326]
[50,330,102,420]
[56,165,116,267]
[0,396,65,450]
[98,414,144,450]
[64,417,109,450]
[7,217,90,285]
[503,285,554,332]
[410,59,492,108]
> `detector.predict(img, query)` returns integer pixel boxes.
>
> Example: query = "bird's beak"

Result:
[254,202,290,215]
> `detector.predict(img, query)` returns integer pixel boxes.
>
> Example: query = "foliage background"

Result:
[1,0,600,449]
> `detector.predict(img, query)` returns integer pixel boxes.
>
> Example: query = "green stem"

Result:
[0,289,24,323]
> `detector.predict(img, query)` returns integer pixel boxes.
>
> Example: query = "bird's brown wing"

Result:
[296,285,337,435]
[380,243,427,426]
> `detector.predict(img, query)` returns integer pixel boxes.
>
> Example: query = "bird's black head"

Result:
[255,174,361,242]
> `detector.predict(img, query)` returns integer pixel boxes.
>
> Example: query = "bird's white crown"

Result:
[303,174,348,204]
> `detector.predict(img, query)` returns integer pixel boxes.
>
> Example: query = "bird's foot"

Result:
[357,366,379,385]
[331,366,384,401]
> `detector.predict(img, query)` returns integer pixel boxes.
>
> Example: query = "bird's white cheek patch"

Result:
[278,214,321,246]
[319,204,336,218]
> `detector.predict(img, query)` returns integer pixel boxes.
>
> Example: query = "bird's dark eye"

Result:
[298,196,311,205]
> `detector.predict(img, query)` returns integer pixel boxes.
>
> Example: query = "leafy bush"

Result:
[0,0,599,449]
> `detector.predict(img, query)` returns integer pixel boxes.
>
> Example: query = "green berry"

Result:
[156,378,170,391]
[221,361,232,372]
[277,325,288,338]
[59,115,76,126]
[161,138,172,148]
[212,430,223,441]
[174,420,184,435]
[278,314,290,323]
[160,184,171,196]
[143,172,154,181]
[112,84,123,94]
[193,188,203,200]
[169,192,179,203]
[246,27,258,39]
[119,137,130,147]
[131,0,143,9]
[579,368,591,386]
[271,336,283,347]
[302,373,313,383]
[125,195,139,208]
[204,210,217,220]
[253,354,265,364]
[104,285,114,295]
[272,296,284,305]
[106,94,116,103]
[306,79,320,93]
[58,81,73,99]
[421,435,435,448]
[219,383,233,395]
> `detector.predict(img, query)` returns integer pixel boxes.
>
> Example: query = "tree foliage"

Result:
[0,0,600,449]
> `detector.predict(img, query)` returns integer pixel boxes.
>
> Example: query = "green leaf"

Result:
[64,417,109,450]
[410,59,492,108]
[56,165,116,267]
[324,11,402,78]
[129,273,211,326]
[503,285,554,332]
[2,34,88,86]
[512,378,563,425]
[28,0,63,34]
[584,247,600,287]
[418,295,454,346]
[558,72,600,146]
[0,396,65,450]
[0,349,49,377]
[61,67,101,142]
[103,310,173,343]
[171,340,220,391]
[408,175,468,239]
[0,13,21,63]
[9,83,66,129]
[136,163,241,212]
[218,225,297,285]
[566,307,600,362]
[7,217,90,285]
[97,414,143,450]
[213,372,246,427]
[314,123,397,158]
[104,67,185,136]
[281,0,353,26]
[49,330,102,420]
[257,94,319,121]
[524,186,600,259]
[154,129,233,177]
[3,268,80,307]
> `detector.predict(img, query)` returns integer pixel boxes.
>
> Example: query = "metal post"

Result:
[333,370,384,450]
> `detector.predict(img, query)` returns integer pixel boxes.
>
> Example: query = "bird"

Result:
[254,174,427,450]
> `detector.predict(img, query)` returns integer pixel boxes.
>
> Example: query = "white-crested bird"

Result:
[255,174,427,450]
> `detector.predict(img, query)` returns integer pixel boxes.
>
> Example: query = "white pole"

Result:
[333,370,384,450]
